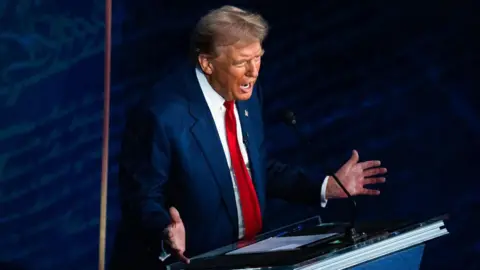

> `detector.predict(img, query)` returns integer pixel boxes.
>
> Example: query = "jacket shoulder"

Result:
[142,66,195,122]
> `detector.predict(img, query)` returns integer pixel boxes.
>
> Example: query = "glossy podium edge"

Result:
[296,219,447,270]
[167,216,448,270]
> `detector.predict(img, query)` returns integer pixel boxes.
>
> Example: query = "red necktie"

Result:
[224,101,262,239]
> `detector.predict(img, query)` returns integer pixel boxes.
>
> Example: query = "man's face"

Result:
[199,41,264,101]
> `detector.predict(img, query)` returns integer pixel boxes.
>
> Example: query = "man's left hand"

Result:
[326,150,387,199]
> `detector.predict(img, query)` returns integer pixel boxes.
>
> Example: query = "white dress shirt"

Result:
[195,68,329,240]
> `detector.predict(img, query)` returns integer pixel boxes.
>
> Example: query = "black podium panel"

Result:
[167,215,448,270]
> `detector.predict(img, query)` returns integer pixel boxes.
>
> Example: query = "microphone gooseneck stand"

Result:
[282,110,367,243]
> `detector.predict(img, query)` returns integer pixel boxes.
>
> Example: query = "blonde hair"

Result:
[191,5,269,59]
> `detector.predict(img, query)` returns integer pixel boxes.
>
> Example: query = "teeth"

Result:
[240,83,250,89]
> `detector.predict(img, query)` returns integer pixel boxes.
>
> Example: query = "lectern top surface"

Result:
[167,214,448,270]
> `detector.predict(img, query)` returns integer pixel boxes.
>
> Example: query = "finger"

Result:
[360,188,381,196]
[358,160,381,170]
[163,227,170,237]
[164,228,175,246]
[363,167,387,177]
[363,177,386,185]
[165,226,173,237]
[166,238,177,250]
[346,150,360,166]
[170,207,182,224]
[163,226,174,241]
[163,228,173,246]
[177,251,190,264]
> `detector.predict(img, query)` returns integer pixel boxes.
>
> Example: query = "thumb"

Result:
[347,149,359,165]
[169,207,182,224]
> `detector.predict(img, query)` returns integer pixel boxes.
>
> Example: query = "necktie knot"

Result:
[224,100,235,111]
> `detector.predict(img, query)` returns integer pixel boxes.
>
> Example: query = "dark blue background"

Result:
[0,0,477,269]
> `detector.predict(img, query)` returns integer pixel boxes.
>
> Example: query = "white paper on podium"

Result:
[226,233,338,255]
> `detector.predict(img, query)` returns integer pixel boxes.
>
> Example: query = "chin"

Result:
[234,92,253,101]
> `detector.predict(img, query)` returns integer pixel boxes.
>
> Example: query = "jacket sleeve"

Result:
[117,106,172,241]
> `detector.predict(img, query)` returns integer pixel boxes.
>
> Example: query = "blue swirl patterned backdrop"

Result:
[0,0,477,270]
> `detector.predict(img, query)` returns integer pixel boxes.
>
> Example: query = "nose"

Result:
[246,61,259,78]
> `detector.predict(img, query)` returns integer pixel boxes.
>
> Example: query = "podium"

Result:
[167,215,448,270]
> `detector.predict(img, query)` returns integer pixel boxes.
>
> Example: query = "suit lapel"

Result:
[184,70,238,228]
[236,101,265,212]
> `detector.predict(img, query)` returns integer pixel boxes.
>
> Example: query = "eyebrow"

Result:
[239,49,265,58]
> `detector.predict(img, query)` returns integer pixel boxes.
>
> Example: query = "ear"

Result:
[198,54,214,75]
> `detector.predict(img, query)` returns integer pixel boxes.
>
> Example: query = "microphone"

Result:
[282,110,311,146]
[243,132,249,146]
[281,110,367,243]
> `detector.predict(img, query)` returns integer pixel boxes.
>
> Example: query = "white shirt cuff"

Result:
[158,240,171,261]
[320,175,329,208]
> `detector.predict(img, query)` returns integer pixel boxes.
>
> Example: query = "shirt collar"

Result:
[195,67,226,111]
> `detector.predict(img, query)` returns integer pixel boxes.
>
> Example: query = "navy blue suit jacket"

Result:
[113,65,324,268]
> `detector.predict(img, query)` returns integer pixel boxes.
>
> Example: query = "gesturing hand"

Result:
[326,150,387,199]
[164,207,190,263]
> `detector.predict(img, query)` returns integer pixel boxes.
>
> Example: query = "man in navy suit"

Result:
[113,5,386,269]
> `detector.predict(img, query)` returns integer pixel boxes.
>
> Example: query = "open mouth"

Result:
[240,83,252,90]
